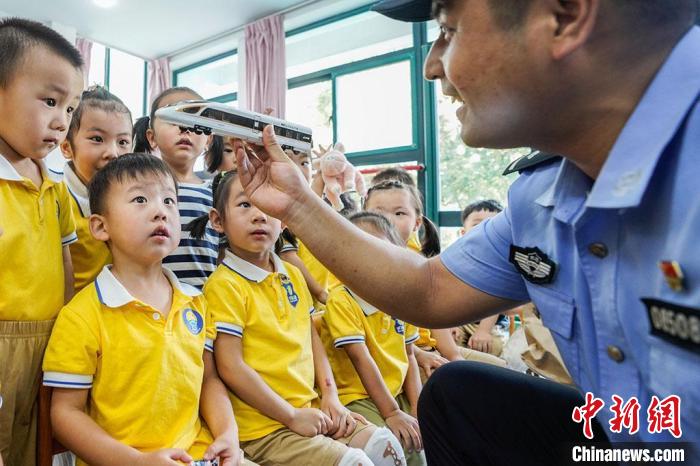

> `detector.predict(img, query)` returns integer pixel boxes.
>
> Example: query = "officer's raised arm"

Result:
[234,125,517,328]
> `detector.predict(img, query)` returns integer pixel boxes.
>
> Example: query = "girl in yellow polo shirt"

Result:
[320,211,426,466]
[193,169,406,466]
[59,85,133,292]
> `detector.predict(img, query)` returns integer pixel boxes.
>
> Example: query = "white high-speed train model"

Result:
[154,100,313,153]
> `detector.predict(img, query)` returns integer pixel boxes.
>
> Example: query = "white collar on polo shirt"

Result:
[222,249,288,283]
[94,265,201,308]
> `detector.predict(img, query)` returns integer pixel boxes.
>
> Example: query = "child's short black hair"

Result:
[67,85,132,143]
[371,167,415,187]
[460,199,504,224]
[0,17,83,88]
[88,153,177,215]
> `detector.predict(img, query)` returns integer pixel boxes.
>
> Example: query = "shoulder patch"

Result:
[503,151,561,176]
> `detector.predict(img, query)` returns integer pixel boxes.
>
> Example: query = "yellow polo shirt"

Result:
[42,266,214,461]
[407,231,421,253]
[0,156,76,321]
[63,163,112,292]
[205,250,316,442]
[321,286,419,406]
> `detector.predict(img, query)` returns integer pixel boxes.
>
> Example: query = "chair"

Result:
[37,385,68,466]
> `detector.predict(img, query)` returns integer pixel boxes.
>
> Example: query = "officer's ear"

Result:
[89,214,110,243]
[545,0,600,61]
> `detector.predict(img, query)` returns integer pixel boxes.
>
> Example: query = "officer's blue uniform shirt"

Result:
[441,26,700,445]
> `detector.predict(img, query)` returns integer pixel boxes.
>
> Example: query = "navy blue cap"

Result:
[371,0,432,22]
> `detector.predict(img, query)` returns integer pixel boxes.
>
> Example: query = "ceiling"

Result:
[0,0,311,59]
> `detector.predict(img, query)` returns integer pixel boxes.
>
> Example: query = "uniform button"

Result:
[152,312,161,321]
[588,243,608,258]
[607,345,625,363]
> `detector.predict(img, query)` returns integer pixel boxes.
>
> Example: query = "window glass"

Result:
[108,48,145,118]
[88,42,106,87]
[286,81,333,151]
[336,60,413,153]
[176,53,238,99]
[287,11,413,79]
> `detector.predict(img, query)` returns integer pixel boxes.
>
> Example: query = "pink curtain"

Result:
[147,57,171,111]
[75,37,92,86]
[245,15,286,118]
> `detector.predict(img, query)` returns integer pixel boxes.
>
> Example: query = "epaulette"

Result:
[502,151,561,176]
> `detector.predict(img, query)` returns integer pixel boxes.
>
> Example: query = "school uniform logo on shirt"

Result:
[509,245,557,284]
[393,319,405,335]
[183,308,204,335]
[280,276,299,307]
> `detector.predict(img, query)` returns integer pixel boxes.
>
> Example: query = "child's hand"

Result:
[468,329,494,354]
[288,407,333,437]
[204,432,244,466]
[385,410,422,454]
[414,347,449,378]
[321,396,368,439]
[135,448,192,466]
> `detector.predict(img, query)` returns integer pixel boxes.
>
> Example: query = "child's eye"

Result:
[395,211,406,216]
[132,196,147,204]
[238,202,251,208]
[44,98,57,107]
[224,148,234,154]
[164,197,176,205]
[67,106,75,114]
[301,161,311,167]
[119,139,131,146]
[89,136,104,143]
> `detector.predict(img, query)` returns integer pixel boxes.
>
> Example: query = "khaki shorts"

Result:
[347,394,426,466]
[241,421,370,465]
[0,319,54,466]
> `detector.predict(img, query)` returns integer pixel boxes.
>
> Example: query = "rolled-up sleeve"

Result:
[440,208,529,302]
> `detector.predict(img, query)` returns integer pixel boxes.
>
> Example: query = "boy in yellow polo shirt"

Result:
[0,18,83,466]
[59,85,133,292]
[320,212,426,466]
[43,155,245,465]
[195,169,405,466]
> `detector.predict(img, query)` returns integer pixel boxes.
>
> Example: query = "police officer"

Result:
[233,0,700,463]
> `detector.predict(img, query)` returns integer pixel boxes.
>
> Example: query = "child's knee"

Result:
[361,427,406,466]
[336,447,373,466]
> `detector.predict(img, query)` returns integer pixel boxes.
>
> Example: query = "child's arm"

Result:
[215,333,332,437]
[402,343,422,418]
[62,245,74,303]
[51,388,192,466]
[199,350,242,465]
[280,250,328,304]
[344,343,421,453]
[432,328,464,361]
[310,321,365,439]
[467,315,499,354]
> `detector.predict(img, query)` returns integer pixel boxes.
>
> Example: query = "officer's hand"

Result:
[468,329,493,354]
[234,126,314,224]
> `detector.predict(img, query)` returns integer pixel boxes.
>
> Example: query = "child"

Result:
[204,135,237,176]
[369,168,421,253]
[458,200,510,356]
[0,18,84,465]
[60,85,133,292]
[195,169,405,466]
[145,87,218,288]
[320,212,425,466]
[362,180,501,379]
[42,154,245,465]
[278,148,333,306]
